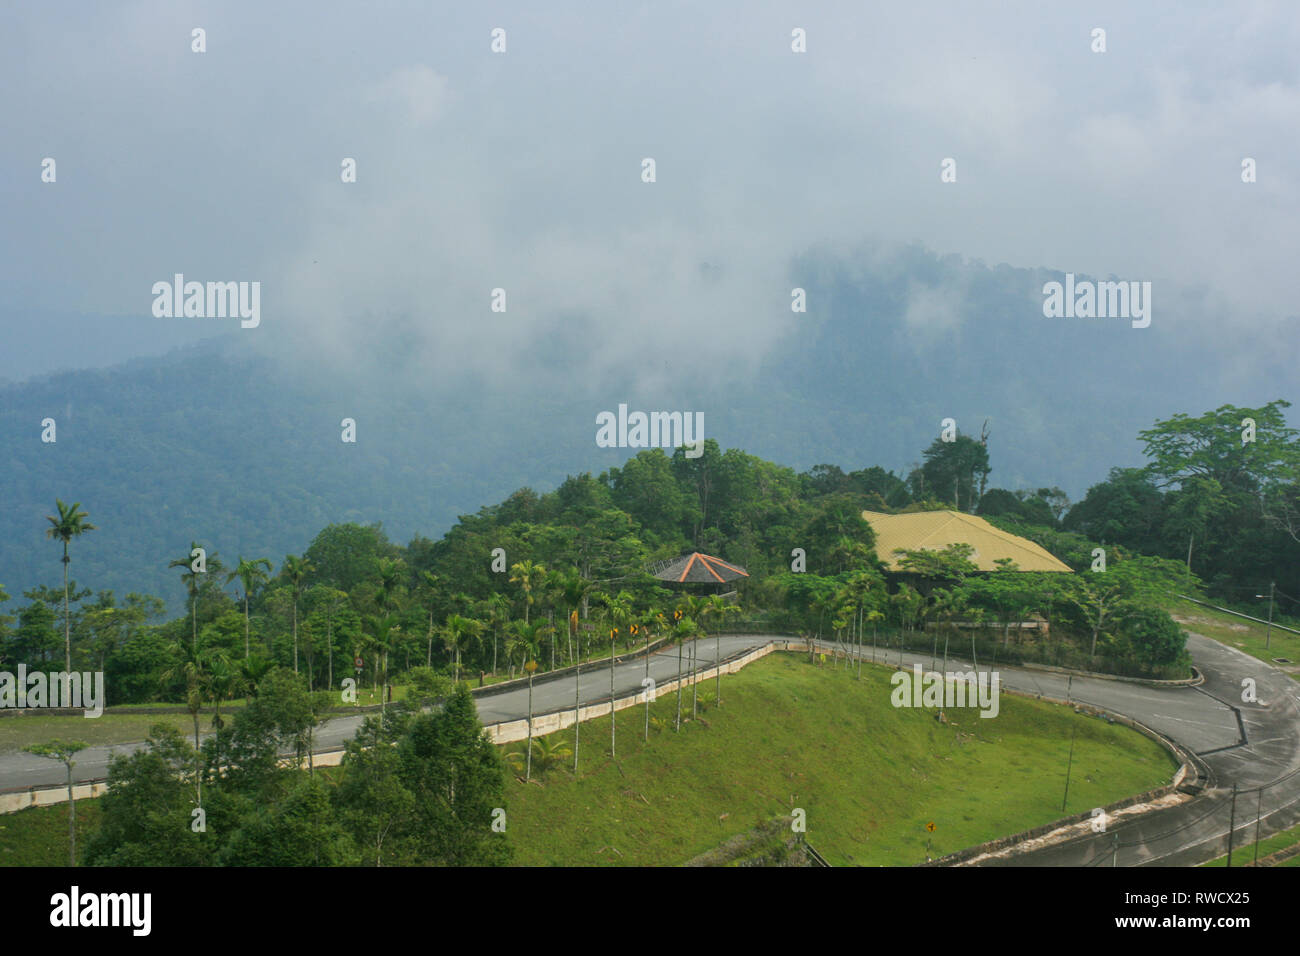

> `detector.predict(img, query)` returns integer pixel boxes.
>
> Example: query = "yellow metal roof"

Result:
[862,510,1073,573]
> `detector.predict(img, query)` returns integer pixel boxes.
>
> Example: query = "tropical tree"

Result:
[478,593,510,674]
[506,733,572,778]
[25,739,88,865]
[416,571,442,666]
[509,560,546,625]
[364,613,401,724]
[307,585,349,690]
[280,554,315,674]
[45,500,95,675]
[703,594,742,705]
[374,557,406,613]
[226,556,272,658]
[159,640,213,808]
[443,614,484,684]
[170,541,218,651]
[553,570,596,663]
[205,651,239,775]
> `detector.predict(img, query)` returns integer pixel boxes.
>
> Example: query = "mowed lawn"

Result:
[502,652,1178,866]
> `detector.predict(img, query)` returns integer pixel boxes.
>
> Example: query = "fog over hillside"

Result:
[2,2,1297,608]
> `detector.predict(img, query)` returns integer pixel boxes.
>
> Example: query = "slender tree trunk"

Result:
[67,762,75,866]
[427,607,434,667]
[692,638,699,719]
[645,635,652,741]
[327,607,334,690]
[213,697,222,778]
[292,597,299,673]
[715,630,722,705]
[856,607,862,679]
[610,635,616,757]
[62,546,71,674]
[573,654,581,773]
[244,594,250,658]
[526,672,534,782]
[192,711,202,809]
[676,638,683,731]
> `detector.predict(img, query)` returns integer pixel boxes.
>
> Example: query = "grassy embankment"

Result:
[0,652,1178,866]
[502,652,1177,865]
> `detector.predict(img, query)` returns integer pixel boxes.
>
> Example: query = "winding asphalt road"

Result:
[3,630,1297,866]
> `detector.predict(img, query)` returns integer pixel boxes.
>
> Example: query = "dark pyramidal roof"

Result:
[651,552,750,584]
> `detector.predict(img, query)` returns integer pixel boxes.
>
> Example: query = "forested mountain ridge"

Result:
[2,246,1296,609]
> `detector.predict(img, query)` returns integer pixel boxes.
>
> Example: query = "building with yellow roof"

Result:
[861,510,1073,573]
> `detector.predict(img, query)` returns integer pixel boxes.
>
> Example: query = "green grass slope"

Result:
[502,652,1177,865]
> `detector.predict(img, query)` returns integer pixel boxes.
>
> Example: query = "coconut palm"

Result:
[45,500,96,675]
[226,556,272,659]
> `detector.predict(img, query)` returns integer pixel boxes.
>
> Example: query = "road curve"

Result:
[2,630,1296,866]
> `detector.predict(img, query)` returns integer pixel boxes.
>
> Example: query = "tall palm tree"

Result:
[170,541,217,651]
[312,586,348,690]
[670,613,693,730]
[681,596,710,717]
[505,619,544,680]
[704,594,742,705]
[478,593,510,674]
[603,591,635,644]
[374,557,405,613]
[364,613,400,724]
[226,556,272,659]
[281,554,315,674]
[417,571,441,666]
[206,651,237,777]
[444,613,484,684]
[554,570,595,663]
[45,500,95,674]
[508,560,546,625]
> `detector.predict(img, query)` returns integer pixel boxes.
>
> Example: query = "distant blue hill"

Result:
[2,244,1293,610]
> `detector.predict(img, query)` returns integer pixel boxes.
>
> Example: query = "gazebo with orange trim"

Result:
[650,552,749,586]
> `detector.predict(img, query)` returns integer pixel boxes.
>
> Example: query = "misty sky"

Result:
[2,1,1297,388]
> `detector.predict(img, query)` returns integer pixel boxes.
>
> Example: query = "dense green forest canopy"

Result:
[2,401,1297,701]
